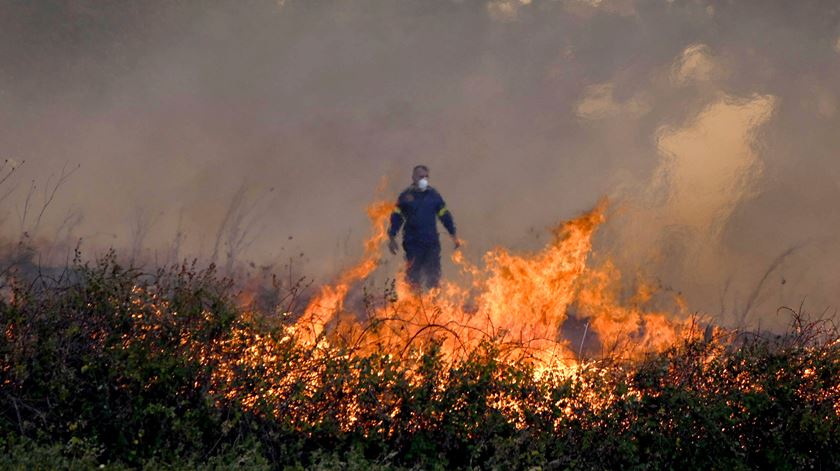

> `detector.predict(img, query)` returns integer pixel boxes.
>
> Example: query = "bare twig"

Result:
[17,179,36,234]
[740,244,806,326]
[32,163,80,235]
[211,181,272,273]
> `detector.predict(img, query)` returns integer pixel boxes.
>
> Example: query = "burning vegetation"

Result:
[297,198,689,366]
[0,202,838,469]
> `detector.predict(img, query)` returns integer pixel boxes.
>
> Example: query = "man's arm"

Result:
[435,193,460,249]
[387,200,404,254]
[388,207,404,239]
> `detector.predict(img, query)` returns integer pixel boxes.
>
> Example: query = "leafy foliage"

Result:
[0,254,838,469]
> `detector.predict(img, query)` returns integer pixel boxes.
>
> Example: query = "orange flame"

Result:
[298,188,395,343]
[296,196,692,371]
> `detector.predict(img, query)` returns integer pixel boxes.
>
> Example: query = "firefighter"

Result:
[388,165,460,291]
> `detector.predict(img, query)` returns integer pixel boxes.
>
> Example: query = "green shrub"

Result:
[1,253,838,468]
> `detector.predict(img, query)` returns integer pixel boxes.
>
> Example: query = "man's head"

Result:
[412,165,429,191]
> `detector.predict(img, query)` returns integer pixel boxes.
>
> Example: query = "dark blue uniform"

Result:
[388,186,456,290]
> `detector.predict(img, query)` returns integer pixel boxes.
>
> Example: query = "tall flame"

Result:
[296,196,691,369]
[298,197,395,343]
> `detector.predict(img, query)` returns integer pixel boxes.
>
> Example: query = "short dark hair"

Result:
[413,165,429,174]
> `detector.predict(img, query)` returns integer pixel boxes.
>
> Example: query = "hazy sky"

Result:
[2,0,839,327]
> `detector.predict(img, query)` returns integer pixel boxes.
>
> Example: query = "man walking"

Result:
[388,165,460,291]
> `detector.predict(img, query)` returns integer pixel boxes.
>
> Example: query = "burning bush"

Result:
[0,247,837,469]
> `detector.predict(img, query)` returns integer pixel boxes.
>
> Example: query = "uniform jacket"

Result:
[388,186,456,247]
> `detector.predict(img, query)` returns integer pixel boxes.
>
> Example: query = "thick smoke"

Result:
[1,0,839,328]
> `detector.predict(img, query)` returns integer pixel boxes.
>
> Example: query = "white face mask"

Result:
[417,177,429,191]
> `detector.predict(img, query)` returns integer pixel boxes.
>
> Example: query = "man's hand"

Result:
[388,237,399,255]
[452,235,461,250]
